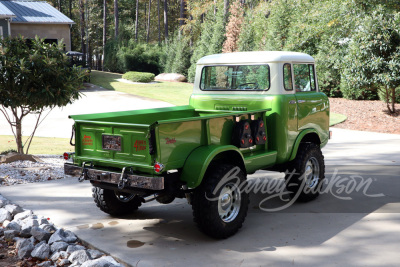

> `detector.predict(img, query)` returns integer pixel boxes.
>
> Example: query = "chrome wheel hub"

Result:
[304,157,320,188]
[218,182,241,223]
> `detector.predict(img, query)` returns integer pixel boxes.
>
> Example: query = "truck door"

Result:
[293,63,325,130]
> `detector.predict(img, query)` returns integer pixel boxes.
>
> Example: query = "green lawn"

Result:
[0,135,73,155]
[91,70,193,106]
[330,112,347,126]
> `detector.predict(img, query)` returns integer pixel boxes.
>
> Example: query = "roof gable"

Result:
[0,0,74,24]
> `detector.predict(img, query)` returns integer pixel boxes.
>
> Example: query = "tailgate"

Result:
[74,120,153,171]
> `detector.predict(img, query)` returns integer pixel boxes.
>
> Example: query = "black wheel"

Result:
[285,143,325,202]
[192,164,249,239]
[92,187,142,216]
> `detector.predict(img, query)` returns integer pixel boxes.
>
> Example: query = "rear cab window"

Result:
[200,65,270,91]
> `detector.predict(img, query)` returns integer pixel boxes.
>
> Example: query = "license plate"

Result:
[102,135,122,151]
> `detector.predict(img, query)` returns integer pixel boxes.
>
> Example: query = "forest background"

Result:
[51,0,400,111]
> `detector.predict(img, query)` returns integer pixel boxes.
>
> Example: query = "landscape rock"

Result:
[37,261,52,267]
[4,230,18,241]
[87,249,104,259]
[50,241,69,253]
[19,218,39,237]
[58,258,71,266]
[31,226,51,242]
[31,241,50,260]
[17,238,34,259]
[4,204,23,216]
[2,219,11,228]
[39,217,50,225]
[50,251,69,261]
[0,228,4,237]
[48,228,77,244]
[155,73,187,82]
[5,221,21,232]
[0,209,12,223]
[0,199,9,208]
[81,256,124,267]
[68,249,91,265]
[67,244,86,254]
[14,210,33,221]
[40,223,57,233]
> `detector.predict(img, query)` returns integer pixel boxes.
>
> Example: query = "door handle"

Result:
[298,100,306,103]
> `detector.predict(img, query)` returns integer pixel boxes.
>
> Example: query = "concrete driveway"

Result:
[1,87,399,266]
[0,85,173,138]
[1,127,400,267]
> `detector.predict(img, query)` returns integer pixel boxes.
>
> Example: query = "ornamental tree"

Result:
[0,36,84,154]
[342,8,400,113]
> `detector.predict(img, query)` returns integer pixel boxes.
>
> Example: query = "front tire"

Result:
[92,187,142,216]
[285,143,325,202]
[192,164,249,239]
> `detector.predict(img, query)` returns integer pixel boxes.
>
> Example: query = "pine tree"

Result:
[222,0,244,53]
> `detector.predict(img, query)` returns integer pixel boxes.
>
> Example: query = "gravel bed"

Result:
[0,155,67,186]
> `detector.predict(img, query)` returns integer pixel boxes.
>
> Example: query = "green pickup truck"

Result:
[64,51,330,239]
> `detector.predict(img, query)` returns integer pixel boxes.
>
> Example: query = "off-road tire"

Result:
[192,164,249,239]
[92,187,142,216]
[285,142,325,202]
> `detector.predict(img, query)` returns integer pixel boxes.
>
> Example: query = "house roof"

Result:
[0,2,15,17]
[0,0,74,24]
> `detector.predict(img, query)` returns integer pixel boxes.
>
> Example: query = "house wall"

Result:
[10,23,71,51]
[0,19,10,37]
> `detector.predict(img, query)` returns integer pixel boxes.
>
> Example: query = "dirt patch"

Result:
[329,98,400,134]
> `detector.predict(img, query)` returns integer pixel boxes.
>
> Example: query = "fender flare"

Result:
[288,129,321,161]
[180,145,245,188]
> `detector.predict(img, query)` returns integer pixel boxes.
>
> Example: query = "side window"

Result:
[293,64,316,92]
[283,63,293,90]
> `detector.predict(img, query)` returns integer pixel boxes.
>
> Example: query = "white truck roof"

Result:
[197,51,315,65]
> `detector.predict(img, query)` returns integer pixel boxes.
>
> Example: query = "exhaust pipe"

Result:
[142,194,158,203]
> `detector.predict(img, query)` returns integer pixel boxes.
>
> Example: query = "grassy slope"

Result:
[330,112,347,126]
[91,70,193,106]
[0,135,73,155]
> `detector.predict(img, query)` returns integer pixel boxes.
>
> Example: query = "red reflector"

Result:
[63,152,69,160]
[260,122,264,127]
[249,139,253,144]
[154,162,164,173]
[263,136,267,141]
[256,137,260,141]
[241,139,245,144]
[245,124,249,130]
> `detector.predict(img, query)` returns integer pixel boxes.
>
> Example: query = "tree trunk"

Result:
[15,116,23,154]
[79,0,86,64]
[135,0,139,41]
[146,0,152,43]
[58,0,62,12]
[69,0,72,18]
[179,0,185,28]
[103,0,107,70]
[224,0,229,20]
[114,0,119,39]
[158,0,161,44]
[164,0,168,42]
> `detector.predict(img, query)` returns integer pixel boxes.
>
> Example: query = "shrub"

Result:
[122,71,155,83]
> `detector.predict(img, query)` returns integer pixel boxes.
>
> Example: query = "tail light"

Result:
[154,162,164,173]
[63,152,75,160]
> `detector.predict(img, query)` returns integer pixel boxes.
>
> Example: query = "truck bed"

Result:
[70,105,274,174]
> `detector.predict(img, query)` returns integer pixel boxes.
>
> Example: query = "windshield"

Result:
[200,65,270,91]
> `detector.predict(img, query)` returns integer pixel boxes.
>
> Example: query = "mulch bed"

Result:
[329,98,400,134]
